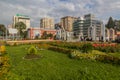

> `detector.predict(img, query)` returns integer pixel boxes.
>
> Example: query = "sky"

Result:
[0,0,120,27]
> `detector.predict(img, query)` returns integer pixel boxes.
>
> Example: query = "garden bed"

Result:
[24,54,41,60]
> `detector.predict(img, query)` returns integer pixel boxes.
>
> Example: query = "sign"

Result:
[16,14,29,18]
[8,28,18,34]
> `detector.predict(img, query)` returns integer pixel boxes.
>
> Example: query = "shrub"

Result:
[0,45,9,79]
[48,46,72,54]
[95,55,120,65]
[0,45,6,55]
[27,45,37,55]
[80,43,93,53]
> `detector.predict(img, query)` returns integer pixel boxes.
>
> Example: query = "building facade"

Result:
[28,28,56,39]
[13,14,30,30]
[61,16,77,32]
[40,17,54,29]
[73,14,104,41]
[105,28,116,41]
[73,17,84,40]
[84,14,104,41]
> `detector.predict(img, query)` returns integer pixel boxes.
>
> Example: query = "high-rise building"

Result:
[40,17,54,29]
[61,16,77,31]
[73,17,84,37]
[13,14,30,30]
[83,14,103,41]
[73,14,104,41]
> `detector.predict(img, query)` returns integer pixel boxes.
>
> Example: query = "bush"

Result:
[27,45,37,55]
[0,45,6,55]
[80,43,93,53]
[48,46,72,54]
[0,45,9,79]
[96,55,120,65]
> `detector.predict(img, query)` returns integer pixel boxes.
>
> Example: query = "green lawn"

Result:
[6,45,120,80]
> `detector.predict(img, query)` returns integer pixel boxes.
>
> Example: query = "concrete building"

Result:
[105,28,116,41]
[73,14,104,41]
[61,16,77,31]
[40,17,54,29]
[73,17,84,40]
[8,28,19,40]
[28,28,56,39]
[13,14,30,30]
[84,14,104,41]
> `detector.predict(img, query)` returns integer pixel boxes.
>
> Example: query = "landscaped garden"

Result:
[1,41,120,80]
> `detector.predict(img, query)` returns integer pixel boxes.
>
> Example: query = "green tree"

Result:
[15,22,26,37]
[0,24,7,36]
[47,33,53,38]
[114,20,120,31]
[23,31,28,39]
[106,17,115,29]
[42,31,47,39]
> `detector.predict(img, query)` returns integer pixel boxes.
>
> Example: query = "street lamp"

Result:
[5,25,8,41]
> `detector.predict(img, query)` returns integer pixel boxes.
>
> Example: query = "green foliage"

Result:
[15,22,26,37]
[106,16,115,29]
[41,31,47,39]
[69,50,106,60]
[96,55,120,65]
[27,45,37,55]
[80,43,93,53]
[41,31,54,39]
[23,31,28,39]
[48,46,72,54]
[94,45,120,53]
[114,20,120,31]
[0,24,8,36]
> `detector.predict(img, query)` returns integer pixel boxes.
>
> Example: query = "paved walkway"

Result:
[6,39,57,45]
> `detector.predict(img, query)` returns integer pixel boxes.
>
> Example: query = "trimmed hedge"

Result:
[96,55,120,65]
[48,46,72,54]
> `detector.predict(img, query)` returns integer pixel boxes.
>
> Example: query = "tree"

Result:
[106,17,114,29]
[0,24,7,36]
[47,33,53,38]
[114,20,120,31]
[41,31,47,39]
[15,22,26,37]
[23,31,28,39]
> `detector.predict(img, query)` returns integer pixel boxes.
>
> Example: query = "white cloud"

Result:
[0,0,120,26]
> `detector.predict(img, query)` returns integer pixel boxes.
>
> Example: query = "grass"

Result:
[6,45,120,80]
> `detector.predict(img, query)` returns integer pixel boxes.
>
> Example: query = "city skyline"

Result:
[0,0,120,27]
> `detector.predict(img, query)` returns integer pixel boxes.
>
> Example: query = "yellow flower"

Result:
[0,45,6,54]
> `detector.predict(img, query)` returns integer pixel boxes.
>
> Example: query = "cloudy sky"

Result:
[0,0,120,27]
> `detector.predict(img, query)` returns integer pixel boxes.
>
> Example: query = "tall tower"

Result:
[40,17,54,29]
[84,14,103,41]
[61,16,77,31]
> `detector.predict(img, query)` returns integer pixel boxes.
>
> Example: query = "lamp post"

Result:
[5,25,8,41]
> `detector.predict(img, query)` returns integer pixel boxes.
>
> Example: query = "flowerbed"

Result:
[0,45,10,79]
[92,43,120,53]
[70,50,120,65]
